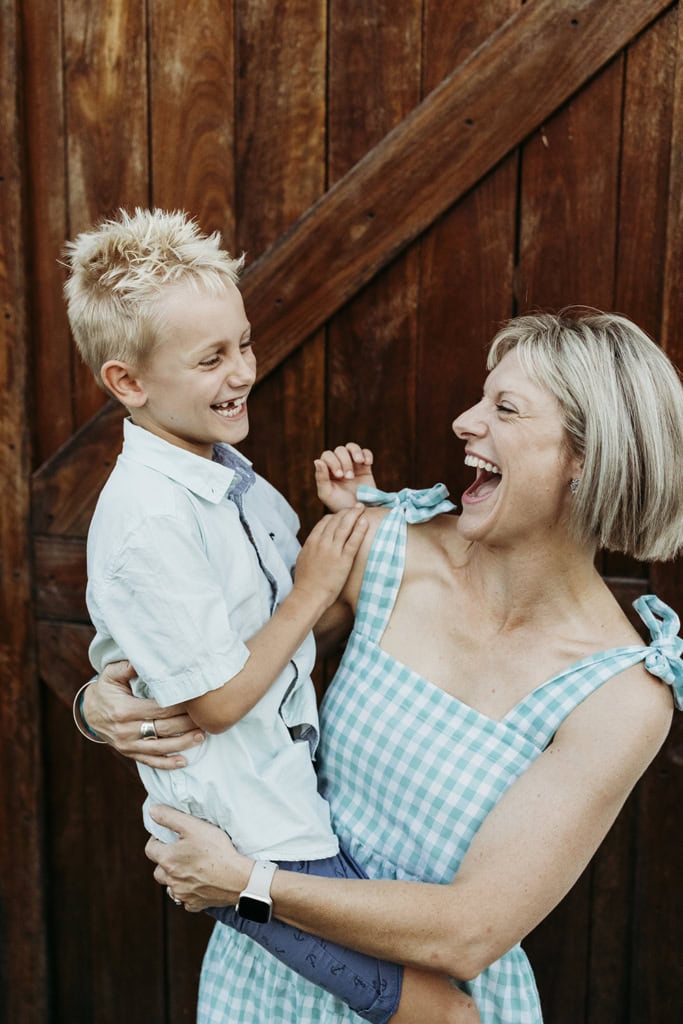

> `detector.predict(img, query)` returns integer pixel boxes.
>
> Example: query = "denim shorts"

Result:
[208,844,402,1024]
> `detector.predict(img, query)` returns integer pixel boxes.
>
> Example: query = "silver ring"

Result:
[167,886,182,906]
[140,719,158,740]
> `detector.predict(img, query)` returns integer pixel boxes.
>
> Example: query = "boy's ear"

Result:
[101,360,148,407]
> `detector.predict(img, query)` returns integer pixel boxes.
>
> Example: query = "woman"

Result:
[83,311,683,1022]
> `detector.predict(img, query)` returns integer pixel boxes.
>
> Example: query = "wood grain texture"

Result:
[631,10,683,1021]
[149,0,236,242]
[0,2,48,1018]
[34,535,88,622]
[235,0,327,535]
[237,0,671,380]
[325,0,422,492]
[21,0,74,464]
[32,399,124,536]
[417,1,520,497]
[63,0,150,427]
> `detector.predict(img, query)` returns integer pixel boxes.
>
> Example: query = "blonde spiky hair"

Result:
[63,208,244,386]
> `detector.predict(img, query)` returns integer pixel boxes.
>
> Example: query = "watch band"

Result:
[237,860,278,922]
[242,859,278,899]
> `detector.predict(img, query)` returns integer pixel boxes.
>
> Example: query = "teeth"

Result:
[465,453,501,475]
[213,398,245,418]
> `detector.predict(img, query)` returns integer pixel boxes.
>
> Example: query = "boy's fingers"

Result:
[333,446,355,479]
[361,448,374,465]
[319,449,345,478]
[345,442,365,463]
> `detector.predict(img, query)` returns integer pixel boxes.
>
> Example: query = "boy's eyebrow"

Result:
[190,324,252,354]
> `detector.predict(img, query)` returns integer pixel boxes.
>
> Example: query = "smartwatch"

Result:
[237,860,278,923]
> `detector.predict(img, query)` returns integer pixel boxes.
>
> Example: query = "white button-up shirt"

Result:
[87,419,338,860]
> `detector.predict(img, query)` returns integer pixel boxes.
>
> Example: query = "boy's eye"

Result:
[240,340,253,352]
[200,355,220,367]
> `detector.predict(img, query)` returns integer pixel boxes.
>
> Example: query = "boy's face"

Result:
[130,280,256,458]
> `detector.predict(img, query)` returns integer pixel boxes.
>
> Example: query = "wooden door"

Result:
[2,1,681,1020]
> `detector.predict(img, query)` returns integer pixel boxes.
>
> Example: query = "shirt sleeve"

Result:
[88,513,250,706]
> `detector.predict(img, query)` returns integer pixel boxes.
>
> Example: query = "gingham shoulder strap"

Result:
[353,483,456,640]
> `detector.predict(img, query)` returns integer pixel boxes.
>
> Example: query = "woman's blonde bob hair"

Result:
[63,208,244,386]
[487,310,683,562]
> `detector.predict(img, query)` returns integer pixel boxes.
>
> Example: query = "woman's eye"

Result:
[496,404,514,414]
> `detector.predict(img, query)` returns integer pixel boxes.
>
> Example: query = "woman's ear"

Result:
[101,360,148,407]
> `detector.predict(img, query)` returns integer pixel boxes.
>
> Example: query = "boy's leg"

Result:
[208,849,401,1024]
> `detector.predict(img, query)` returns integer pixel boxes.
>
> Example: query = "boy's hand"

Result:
[294,505,368,609]
[314,443,375,511]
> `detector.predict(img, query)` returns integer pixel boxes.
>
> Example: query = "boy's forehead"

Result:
[156,278,249,332]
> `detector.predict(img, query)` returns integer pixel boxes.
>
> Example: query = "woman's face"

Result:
[451,349,582,547]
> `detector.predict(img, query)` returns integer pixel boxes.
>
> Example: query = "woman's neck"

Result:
[458,531,602,633]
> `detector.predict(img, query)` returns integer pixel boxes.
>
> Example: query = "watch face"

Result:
[237,894,272,924]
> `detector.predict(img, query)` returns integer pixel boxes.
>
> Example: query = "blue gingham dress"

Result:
[198,484,683,1023]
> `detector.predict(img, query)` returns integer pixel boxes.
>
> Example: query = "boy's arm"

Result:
[185,506,367,733]
[312,600,354,660]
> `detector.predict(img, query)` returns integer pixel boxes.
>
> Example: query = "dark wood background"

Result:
[2,1,682,1021]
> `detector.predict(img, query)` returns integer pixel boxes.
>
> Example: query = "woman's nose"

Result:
[452,402,485,439]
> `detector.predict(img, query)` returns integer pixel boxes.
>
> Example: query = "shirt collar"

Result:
[121,419,255,504]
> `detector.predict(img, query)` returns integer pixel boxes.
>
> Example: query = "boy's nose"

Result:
[227,355,256,387]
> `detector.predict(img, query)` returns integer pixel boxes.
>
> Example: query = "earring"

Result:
[569,478,580,495]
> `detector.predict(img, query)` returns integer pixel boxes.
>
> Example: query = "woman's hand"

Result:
[83,661,205,769]
[145,805,253,911]
[315,443,375,511]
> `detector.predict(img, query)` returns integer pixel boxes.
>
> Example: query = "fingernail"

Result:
[174,758,187,768]
[335,470,344,477]
[345,471,354,479]
[194,733,205,743]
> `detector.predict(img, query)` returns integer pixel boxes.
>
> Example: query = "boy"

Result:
[65,208,477,1024]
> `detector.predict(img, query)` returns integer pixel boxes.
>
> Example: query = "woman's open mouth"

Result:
[462,454,502,503]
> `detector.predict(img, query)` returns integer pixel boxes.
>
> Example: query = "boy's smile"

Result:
[127,280,256,458]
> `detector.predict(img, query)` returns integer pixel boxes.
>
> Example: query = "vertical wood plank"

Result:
[517,60,624,1024]
[235,0,328,536]
[21,0,74,464]
[655,0,683,613]
[587,13,679,1024]
[63,0,150,426]
[417,2,519,499]
[517,60,623,312]
[633,8,683,1024]
[53,3,166,1021]
[326,0,422,493]
[149,0,236,242]
[0,1,48,1019]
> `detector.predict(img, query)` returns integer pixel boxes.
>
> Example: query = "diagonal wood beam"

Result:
[242,0,671,378]
[32,0,670,533]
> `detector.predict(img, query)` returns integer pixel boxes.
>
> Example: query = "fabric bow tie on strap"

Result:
[634,594,683,709]
[356,483,456,523]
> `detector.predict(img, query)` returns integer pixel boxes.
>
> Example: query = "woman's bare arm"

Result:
[146,662,673,979]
